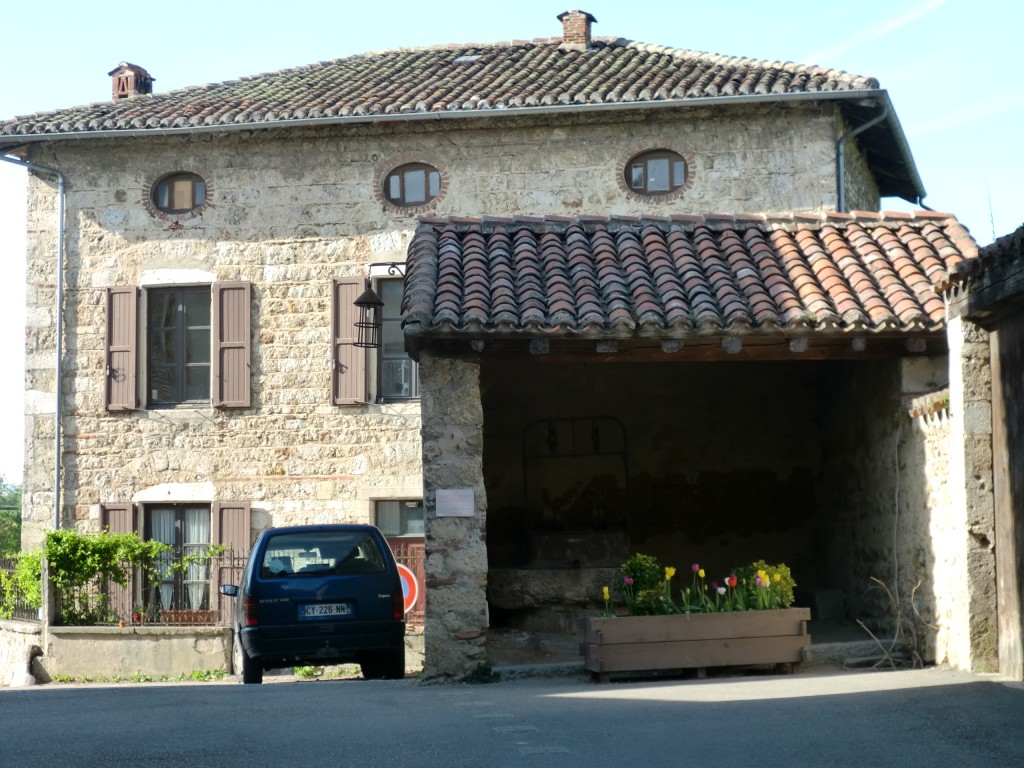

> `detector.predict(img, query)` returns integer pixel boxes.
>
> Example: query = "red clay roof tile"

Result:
[404,213,975,338]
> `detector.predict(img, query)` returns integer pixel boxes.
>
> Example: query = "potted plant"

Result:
[580,554,811,681]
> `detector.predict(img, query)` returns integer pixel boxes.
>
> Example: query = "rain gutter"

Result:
[0,152,65,531]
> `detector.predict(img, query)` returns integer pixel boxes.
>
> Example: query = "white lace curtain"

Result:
[150,506,211,610]
[150,508,176,610]
[185,508,211,610]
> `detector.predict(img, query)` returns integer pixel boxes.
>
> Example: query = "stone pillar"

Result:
[418,353,488,679]
[945,315,997,671]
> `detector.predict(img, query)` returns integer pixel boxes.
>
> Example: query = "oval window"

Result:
[152,172,207,214]
[625,150,686,195]
[384,163,441,207]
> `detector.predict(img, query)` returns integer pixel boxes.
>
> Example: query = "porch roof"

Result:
[402,211,978,353]
[944,223,1024,324]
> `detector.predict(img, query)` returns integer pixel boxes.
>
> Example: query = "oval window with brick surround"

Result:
[151,172,207,214]
[624,150,687,196]
[384,163,441,207]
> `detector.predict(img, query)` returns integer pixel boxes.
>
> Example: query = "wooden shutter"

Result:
[100,502,137,623]
[212,281,252,408]
[333,278,368,405]
[105,287,137,411]
[211,501,251,622]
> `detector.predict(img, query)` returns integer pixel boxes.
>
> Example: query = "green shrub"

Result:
[0,550,41,619]
[43,528,169,625]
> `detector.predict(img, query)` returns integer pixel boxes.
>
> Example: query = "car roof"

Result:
[259,524,381,537]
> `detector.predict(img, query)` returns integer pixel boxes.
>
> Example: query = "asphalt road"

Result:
[1,667,1022,767]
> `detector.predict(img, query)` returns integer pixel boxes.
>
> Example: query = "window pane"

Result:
[381,358,412,397]
[381,319,404,356]
[185,366,210,401]
[630,164,644,189]
[194,180,206,206]
[428,171,440,197]
[185,329,210,364]
[151,330,178,364]
[150,366,178,403]
[157,182,170,210]
[646,158,670,191]
[388,174,401,200]
[672,160,685,187]
[404,169,426,203]
[184,290,210,327]
[379,279,403,310]
[404,502,424,535]
[171,179,192,209]
[148,292,177,328]
[377,501,401,536]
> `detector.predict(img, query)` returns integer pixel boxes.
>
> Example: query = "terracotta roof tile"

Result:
[1,39,879,140]
[403,213,976,338]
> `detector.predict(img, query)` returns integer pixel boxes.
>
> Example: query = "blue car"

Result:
[221,524,406,684]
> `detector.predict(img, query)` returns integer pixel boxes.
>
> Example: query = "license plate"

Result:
[299,602,352,620]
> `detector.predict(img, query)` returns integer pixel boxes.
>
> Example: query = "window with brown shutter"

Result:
[105,287,138,411]
[105,281,252,410]
[332,278,369,405]
[100,502,137,621]
[212,282,252,408]
[100,500,250,623]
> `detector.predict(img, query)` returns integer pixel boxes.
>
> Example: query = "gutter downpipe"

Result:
[836,108,888,213]
[1,153,65,531]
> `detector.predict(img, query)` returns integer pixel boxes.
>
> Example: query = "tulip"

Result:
[602,586,610,602]
[717,587,726,596]
[698,568,705,579]
[691,563,700,573]
[665,566,676,580]
[623,576,634,586]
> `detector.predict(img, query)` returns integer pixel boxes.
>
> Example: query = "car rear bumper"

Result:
[240,622,405,665]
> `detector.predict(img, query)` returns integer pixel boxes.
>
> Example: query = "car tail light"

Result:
[243,597,259,627]
[392,589,404,620]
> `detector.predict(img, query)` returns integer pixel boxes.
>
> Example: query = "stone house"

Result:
[0,11,1003,679]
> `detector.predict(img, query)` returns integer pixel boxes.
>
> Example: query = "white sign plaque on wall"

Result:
[435,488,475,517]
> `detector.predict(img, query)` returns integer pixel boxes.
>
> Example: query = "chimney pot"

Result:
[107,62,154,101]
[557,9,597,50]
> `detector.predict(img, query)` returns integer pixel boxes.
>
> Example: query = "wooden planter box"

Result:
[579,607,811,681]
[159,609,217,626]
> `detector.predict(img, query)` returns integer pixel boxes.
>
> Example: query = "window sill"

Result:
[137,406,215,423]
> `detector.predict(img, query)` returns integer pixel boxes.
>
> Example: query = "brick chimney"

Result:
[557,10,597,50]
[108,62,154,101]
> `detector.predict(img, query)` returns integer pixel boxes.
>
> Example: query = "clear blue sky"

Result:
[0,0,1020,484]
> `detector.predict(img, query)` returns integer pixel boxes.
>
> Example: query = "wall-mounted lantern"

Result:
[352,263,406,349]
[353,281,384,349]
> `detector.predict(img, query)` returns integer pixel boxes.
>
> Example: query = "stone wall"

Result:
[20,103,880,677]
[944,316,997,670]
[0,620,43,686]
[40,625,231,679]
[419,355,488,678]
[20,104,866,552]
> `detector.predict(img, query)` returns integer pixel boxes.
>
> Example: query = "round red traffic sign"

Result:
[396,563,418,615]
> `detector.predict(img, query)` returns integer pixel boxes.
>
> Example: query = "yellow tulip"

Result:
[665,566,676,580]
[602,586,610,602]
[698,568,705,579]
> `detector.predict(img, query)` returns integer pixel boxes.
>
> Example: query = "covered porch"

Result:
[403,212,980,678]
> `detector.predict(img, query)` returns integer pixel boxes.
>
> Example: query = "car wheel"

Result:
[383,648,405,680]
[361,649,405,680]
[234,630,263,685]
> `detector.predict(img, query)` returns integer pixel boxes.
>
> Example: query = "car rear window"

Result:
[260,530,388,577]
